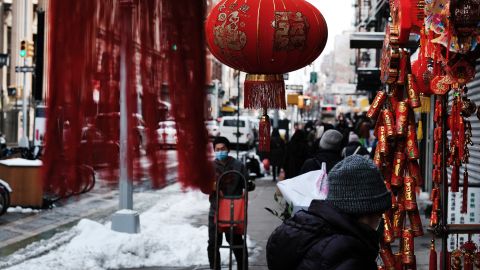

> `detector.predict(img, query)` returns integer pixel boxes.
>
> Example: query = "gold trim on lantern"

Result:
[246,74,284,82]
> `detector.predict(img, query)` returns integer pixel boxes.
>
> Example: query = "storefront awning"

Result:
[350,32,418,49]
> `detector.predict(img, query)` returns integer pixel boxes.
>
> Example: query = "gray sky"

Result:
[306,0,354,55]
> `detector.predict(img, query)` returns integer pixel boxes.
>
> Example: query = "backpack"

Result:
[266,211,335,270]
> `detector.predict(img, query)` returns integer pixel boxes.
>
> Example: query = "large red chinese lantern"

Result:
[205,0,328,151]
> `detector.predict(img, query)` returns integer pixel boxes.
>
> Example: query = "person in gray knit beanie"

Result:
[326,154,391,216]
[267,155,391,269]
[319,129,343,150]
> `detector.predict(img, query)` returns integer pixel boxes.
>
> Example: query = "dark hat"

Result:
[213,136,230,150]
[326,155,391,215]
[319,129,343,150]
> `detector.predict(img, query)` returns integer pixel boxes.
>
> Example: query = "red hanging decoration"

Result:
[429,240,437,270]
[205,0,328,152]
[43,0,97,196]
[461,168,469,213]
[45,0,214,195]
[440,251,451,270]
[166,0,214,191]
[258,113,271,152]
[138,0,167,188]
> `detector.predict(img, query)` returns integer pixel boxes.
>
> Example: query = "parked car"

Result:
[205,120,220,138]
[157,120,177,149]
[93,112,145,149]
[218,116,255,149]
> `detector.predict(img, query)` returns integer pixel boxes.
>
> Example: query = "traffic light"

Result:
[20,40,26,57]
[26,41,34,57]
[19,40,34,58]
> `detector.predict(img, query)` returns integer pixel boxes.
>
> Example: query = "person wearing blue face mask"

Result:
[207,136,248,270]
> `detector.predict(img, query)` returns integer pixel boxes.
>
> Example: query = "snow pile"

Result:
[5,184,257,270]
[7,206,41,214]
[0,158,42,167]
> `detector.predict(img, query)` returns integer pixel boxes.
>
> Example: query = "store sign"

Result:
[286,84,303,93]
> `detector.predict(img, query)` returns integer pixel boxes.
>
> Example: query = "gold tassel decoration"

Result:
[417,120,423,141]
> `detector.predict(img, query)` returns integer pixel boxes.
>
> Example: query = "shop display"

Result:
[375,0,480,268]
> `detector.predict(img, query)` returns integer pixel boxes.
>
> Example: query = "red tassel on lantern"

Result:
[429,240,437,270]
[258,113,271,152]
[244,75,286,109]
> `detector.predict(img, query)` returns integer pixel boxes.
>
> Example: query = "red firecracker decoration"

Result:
[205,0,328,151]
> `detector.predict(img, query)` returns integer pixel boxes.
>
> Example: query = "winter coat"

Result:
[342,141,370,158]
[283,130,310,179]
[269,136,286,168]
[266,200,380,270]
[209,157,247,215]
[299,149,342,174]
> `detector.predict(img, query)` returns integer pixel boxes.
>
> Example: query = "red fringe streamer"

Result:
[45,0,213,194]
[165,0,214,192]
[258,115,271,152]
[43,0,97,196]
[138,0,166,188]
[244,77,286,109]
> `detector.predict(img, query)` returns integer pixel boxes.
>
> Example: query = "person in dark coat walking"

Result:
[299,129,343,174]
[207,137,248,270]
[342,131,370,158]
[283,130,310,179]
[269,128,285,181]
[266,155,391,270]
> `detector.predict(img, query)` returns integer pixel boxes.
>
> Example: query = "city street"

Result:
[0,0,479,269]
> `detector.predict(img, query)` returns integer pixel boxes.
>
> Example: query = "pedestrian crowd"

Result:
[266,111,374,180]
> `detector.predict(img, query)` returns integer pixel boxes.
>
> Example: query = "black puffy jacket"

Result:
[266,200,380,270]
[299,150,342,174]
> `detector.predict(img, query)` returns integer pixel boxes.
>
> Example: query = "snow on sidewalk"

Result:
[3,184,257,270]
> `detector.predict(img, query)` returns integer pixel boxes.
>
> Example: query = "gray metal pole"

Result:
[111,0,139,234]
[19,0,29,148]
[118,20,132,210]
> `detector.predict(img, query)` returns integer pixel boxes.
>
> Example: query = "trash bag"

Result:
[276,164,328,214]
